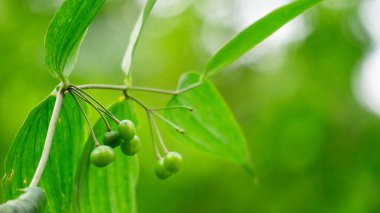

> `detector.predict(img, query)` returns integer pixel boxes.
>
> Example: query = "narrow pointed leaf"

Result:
[122,0,156,80]
[74,98,139,213]
[205,0,322,76]
[45,0,106,81]
[2,94,87,212]
[166,72,252,171]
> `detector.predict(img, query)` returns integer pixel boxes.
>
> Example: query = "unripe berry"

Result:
[103,131,122,148]
[163,152,182,173]
[90,145,115,167]
[118,120,136,141]
[120,135,141,156]
[155,158,172,180]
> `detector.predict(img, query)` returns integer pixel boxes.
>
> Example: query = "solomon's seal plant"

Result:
[0,0,322,212]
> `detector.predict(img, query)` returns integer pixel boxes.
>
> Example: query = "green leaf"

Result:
[2,94,87,212]
[165,72,252,172]
[45,0,106,82]
[74,98,139,213]
[204,0,321,76]
[122,0,156,82]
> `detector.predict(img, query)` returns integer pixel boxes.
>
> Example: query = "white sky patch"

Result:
[357,48,380,115]
[136,0,193,18]
[356,0,380,116]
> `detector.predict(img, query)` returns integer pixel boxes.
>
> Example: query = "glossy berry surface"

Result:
[118,120,136,141]
[120,135,141,156]
[90,145,115,167]
[163,152,183,173]
[103,130,122,148]
[155,158,172,180]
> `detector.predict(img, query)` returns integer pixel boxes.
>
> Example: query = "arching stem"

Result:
[29,85,65,188]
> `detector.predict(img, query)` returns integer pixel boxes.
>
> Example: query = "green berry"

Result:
[103,131,122,148]
[163,152,183,173]
[120,135,141,156]
[90,145,115,167]
[155,158,172,180]
[118,119,136,141]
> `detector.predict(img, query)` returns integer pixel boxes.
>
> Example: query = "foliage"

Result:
[166,72,252,171]
[0,0,341,212]
[45,0,105,83]
[2,94,87,212]
[74,98,139,213]
[204,0,321,77]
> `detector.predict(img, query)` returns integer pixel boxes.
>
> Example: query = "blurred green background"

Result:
[1,0,380,212]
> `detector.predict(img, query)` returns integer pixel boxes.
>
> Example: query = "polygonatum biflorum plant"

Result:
[0,0,321,212]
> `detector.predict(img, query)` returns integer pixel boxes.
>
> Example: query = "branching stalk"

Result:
[150,106,193,112]
[29,85,65,188]
[70,85,120,124]
[151,111,184,134]
[125,94,149,111]
[75,84,126,91]
[148,112,162,160]
[151,115,169,154]
[68,90,99,147]
[69,88,113,131]
[128,83,201,95]
[76,82,202,96]
[125,93,171,156]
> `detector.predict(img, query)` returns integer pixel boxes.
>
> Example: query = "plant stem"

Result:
[147,112,162,160]
[76,82,202,96]
[125,93,149,111]
[124,93,169,157]
[69,90,100,147]
[29,85,65,188]
[151,111,184,134]
[70,86,120,124]
[128,83,201,95]
[70,88,113,131]
[75,84,127,91]
[150,106,193,112]
[150,115,169,154]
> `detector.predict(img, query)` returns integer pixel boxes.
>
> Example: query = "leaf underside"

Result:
[2,94,87,212]
[45,0,105,81]
[74,98,139,213]
[205,0,322,76]
[165,72,252,172]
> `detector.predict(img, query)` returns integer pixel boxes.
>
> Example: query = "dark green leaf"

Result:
[205,0,321,76]
[122,0,156,81]
[0,187,46,212]
[74,98,139,213]
[45,0,105,82]
[2,94,87,212]
[166,72,252,172]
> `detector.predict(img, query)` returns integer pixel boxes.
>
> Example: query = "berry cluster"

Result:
[90,119,141,167]
[66,85,193,180]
